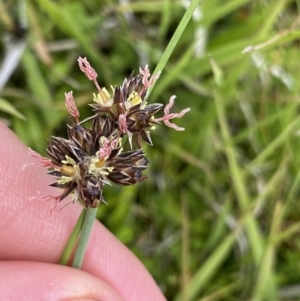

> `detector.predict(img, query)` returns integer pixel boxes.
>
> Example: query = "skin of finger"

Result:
[0,261,125,301]
[0,122,166,301]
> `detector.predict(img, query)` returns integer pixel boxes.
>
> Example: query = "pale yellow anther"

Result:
[61,155,76,166]
[93,93,100,103]
[61,165,76,176]
[88,155,113,177]
[99,136,106,144]
[57,176,72,185]
[95,159,105,168]
[127,91,142,106]
[93,87,111,105]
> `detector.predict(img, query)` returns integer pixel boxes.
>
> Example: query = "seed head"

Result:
[29,58,190,208]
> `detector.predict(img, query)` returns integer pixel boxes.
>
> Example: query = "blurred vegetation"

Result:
[2,0,300,300]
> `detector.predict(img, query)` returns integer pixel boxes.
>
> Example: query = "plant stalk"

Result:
[72,205,98,269]
[146,0,201,100]
[60,208,86,265]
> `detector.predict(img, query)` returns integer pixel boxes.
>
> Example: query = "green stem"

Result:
[72,205,98,269]
[60,208,86,265]
[146,0,201,100]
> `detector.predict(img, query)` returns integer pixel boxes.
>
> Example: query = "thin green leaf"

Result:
[60,209,86,265]
[0,98,26,120]
[146,0,202,100]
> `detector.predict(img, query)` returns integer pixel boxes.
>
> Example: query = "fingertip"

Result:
[0,261,125,301]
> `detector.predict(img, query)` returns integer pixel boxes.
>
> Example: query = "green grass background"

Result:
[1,0,300,300]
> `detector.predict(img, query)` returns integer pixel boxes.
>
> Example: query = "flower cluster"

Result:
[29,58,190,208]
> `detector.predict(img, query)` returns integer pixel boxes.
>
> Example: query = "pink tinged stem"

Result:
[40,194,62,202]
[118,114,128,134]
[154,95,191,131]
[43,192,80,221]
[118,114,133,149]
[99,137,119,160]
[28,191,61,223]
[138,65,161,96]
[65,91,79,123]
[43,194,63,223]
[99,137,110,160]
[23,148,60,170]
[77,57,102,92]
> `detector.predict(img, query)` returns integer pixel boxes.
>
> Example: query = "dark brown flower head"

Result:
[42,114,148,207]
[123,103,163,147]
[88,66,163,148]
[27,57,190,209]
[107,149,148,185]
[90,70,150,117]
